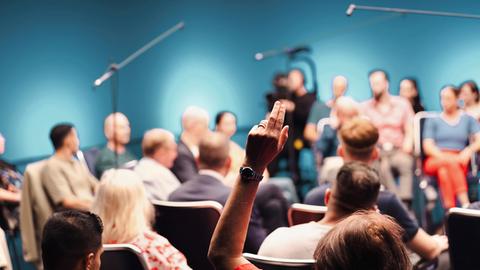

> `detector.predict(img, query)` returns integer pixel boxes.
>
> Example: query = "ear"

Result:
[86,253,95,270]
[324,188,331,206]
[225,156,232,171]
[370,147,379,162]
[337,146,344,158]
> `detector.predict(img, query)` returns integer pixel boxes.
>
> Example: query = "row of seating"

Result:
[98,201,474,270]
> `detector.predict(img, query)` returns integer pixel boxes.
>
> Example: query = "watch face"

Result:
[241,167,254,178]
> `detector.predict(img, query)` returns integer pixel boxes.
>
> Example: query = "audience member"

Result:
[215,111,247,186]
[95,112,136,177]
[278,69,317,192]
[169,132,270,253]
[42,124,97,212]
[326,75,348,113]
[459,80,480,120]
[314,211,411,270]
[92,169,191,270]
[362,69,414,202]
[134,129,181,201]
[171,106,210,182]
[0,133,22,233]
[305,117,449,261]
[400,78,425,113]
[258,162,380,259]
[423,86,480,209]
[0,133,22,203]
[208,101,289,270]
[316,96,359,184]
[303,75,347,144]
[41,210,103,270]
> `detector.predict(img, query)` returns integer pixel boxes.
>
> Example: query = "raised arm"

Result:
[208,101,288,270]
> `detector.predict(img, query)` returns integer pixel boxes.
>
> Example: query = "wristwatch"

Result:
[239,167,263,182]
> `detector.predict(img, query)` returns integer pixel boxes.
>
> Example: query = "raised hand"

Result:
[244,101,289,173]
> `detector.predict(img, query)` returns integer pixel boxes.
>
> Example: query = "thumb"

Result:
[278,125,289,151]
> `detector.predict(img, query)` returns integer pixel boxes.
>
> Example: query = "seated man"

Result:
[258,162,380,259]
[171,106,210,183]
[134,128,181,201]
[362,69,414,202]
[42,210,103,270]
[42,124,97,212]
[316,96,359,183]
[169,132,273,253]
[95,112,136,178]
[305,117,448,261]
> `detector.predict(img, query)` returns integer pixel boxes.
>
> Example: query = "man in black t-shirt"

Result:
[280,69,316,196]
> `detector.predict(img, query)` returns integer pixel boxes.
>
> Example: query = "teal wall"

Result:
[1,0,480,163]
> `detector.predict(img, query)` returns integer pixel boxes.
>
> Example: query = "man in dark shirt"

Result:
[274,69,316,196]
[169,132,268,253]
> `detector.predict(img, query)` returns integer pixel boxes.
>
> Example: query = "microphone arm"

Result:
[93,21,185,87]
[346,3,480,20]
[255,46,310,61]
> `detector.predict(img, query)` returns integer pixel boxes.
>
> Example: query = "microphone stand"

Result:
[93,21,184,169]
[346,3,480,20]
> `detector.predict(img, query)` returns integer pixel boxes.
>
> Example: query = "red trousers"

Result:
[424,151,468,209]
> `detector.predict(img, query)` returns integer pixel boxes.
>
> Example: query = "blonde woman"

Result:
[92,169,191,270]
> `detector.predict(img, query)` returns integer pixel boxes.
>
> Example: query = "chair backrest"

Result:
[19,159,51,264]
[446,207,480,270]
[243,253,315,270]
[413,111,438,161]
[316,117,332,139]
[152,200,222,270]
[77,148,101,177]
[288,203,327,227]
[101,244,148,270]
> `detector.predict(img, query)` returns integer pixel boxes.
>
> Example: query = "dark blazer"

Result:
[171,140,198,183]
[169,173,267,253]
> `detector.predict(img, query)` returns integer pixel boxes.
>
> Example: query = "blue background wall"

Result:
[1,0,480,163]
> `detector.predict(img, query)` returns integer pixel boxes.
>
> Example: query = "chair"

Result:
[446,207,480,270]
[77,148,101,177]
[243,253,315,270]
[101,244,148,270]
[288,203,327,227]
[19,160,52,268]
[152,200,222,270]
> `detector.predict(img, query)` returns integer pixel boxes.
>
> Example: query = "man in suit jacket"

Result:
[171,106,210,183]
[169,132,267,253]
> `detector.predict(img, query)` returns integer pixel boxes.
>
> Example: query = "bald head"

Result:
[198,132,230,172]
[335,96,359,125]
[181,106,210,141]
[104,112,131,145]
[332,75,348,98]
[142,128,177,168]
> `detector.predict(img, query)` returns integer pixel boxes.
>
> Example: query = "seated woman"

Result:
[92,169,191,270]
[423,86,480,209]
[215,111,269,186]
[208,102,411,270]
[399,78,425,114]
[460,80,480,120]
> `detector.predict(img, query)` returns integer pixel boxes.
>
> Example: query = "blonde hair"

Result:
[92,169,153,243]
